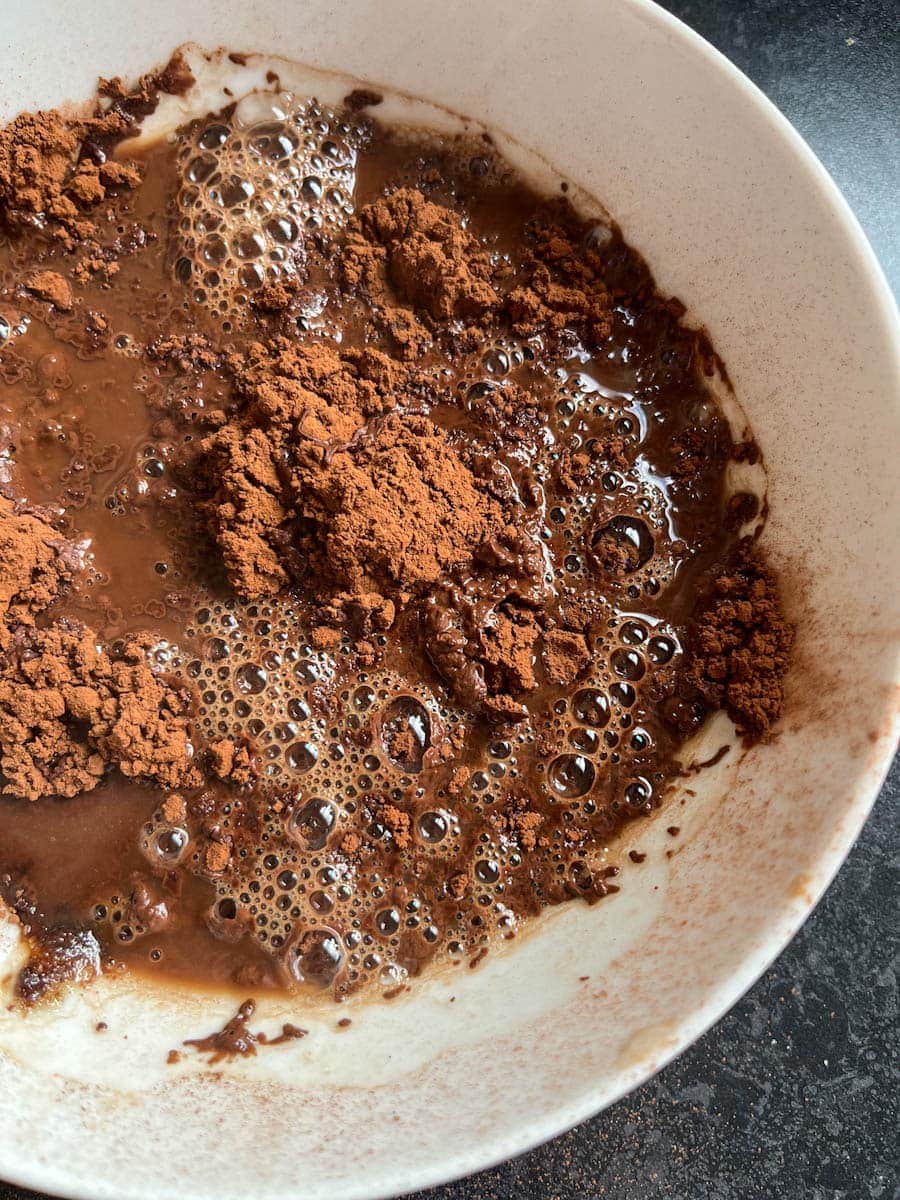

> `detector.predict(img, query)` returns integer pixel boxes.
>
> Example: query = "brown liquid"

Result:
[0,87,753,1002]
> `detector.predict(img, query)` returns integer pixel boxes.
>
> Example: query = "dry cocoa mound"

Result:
[0,111,142,247]
[687,538,794,741]
[190,338,395,597]
[0,497,86,641]
[341,187,500,324]
[505,212,614,346]
[299,413,504,595]
[0,621,197,800]
[189,336,493,604]
[24,269,74,310]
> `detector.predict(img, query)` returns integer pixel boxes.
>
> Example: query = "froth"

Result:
[129,588,682,994]
[171,91,363,313]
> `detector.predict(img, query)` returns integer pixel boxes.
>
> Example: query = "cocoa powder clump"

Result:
[687,539,794,742]
[542,629,591,685]
[0,497,86,641]
[0,493,196,799]
[342,187,499,324]
[189,337,501,607]
[189,338,401,598]
[506,212,614,346]
[301,413,503,595]
[0,111,140,248]
[0,623,197,800]
[0,53,190,248]
[24,270,73,310]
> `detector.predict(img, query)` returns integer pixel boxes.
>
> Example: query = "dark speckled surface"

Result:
[2,2,898,1198]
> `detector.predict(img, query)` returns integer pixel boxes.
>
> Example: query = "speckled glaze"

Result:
[1,2,898,1198]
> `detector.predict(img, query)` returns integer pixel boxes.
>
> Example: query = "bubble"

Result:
[205,636,229,662]
[197,236,228,271]
[375,908,400,936]
[286,928,343,986]
[233,230,266,260]
[483,348,509,374]
[353,685,375,711]
[0,315,10,344]
[186,154,216,183]
[590,515,655,573]
[474,860,500,885]
[288,798,336,850]
[295,659,320,684]
[648,635,677,664]
[288,696,311,720]
[236,662,267,694]
[266,214,299,244]
[611,648,646,681]
[155,827,188,862]
[380,696,430,773]
[321,137,347,162]
[624,778,653,807]
[418,811,449,843]
[300,175,323,200]
[466,380,498,409]
[610,682,636,707]
[286,741,318,773]
[548,754,596,798]
[572,688,611,728]
[569,727,600,754]
[199,124,230,150]
[620,621,647,645]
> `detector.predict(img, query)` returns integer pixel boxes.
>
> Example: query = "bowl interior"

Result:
[1,2,898,1198]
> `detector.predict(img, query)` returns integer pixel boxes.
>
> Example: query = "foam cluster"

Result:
[171,91,363,312]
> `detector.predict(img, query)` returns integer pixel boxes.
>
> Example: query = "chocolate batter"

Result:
[0,60,792,1003]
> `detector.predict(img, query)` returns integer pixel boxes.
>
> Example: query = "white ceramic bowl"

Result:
[1,2,898,1198]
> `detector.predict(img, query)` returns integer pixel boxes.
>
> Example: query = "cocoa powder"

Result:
[0,622,197,800]
[342,187,500,324]
[0,53,191,248]
[0,497,196,800]
[505,210,615,346]
[687,539,794,742]
[0,497,85,639]
[189,336,503,607]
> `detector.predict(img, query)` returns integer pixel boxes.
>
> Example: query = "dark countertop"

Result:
[3,3,898,1199]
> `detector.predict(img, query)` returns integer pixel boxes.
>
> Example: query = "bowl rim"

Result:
[0,1,898,1197]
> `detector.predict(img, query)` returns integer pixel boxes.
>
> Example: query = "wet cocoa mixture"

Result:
[0,55,792,1003]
